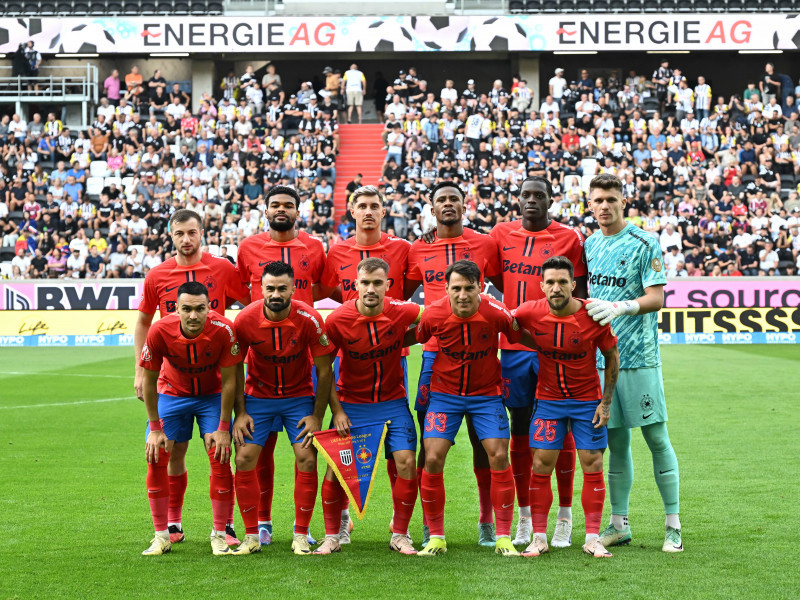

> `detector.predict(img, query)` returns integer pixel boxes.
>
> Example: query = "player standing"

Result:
[416,260,535,557]
[405,182,502,548]
[317,258,421,555]
[135,209,250,546]
[318,185,413,541]
[236,185,327,546]
[140,282,242,556]
[513,256,619,558]
[230,261,334,556]
[584,173,682,552]
[490,176,587,547]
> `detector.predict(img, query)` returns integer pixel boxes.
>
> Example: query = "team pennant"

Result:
[312,421,389,520]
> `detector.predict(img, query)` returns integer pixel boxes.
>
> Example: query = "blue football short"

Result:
[501,350,539,409]
[423,392,510,444]
[146,393,222,444]
[243,394,315,446]
[529,398,606,450]
[337,398,417,455]
[414,351,437,412]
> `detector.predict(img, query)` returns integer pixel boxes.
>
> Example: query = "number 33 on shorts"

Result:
[425,412,447,433]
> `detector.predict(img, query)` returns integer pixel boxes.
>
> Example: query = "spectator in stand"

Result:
[342,63,366,124]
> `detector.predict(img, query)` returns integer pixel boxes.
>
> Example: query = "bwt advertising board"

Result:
[0,279,797,346]
[2,15,800,54]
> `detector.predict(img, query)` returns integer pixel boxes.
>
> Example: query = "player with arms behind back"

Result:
[139,282,243,556]
[415,260,537,558]
[135,209,250,546]
[318,258,422,556]
[490,175,587,547]
[405,182,503,548]
[584,173,682,553]
[513,256,619,559]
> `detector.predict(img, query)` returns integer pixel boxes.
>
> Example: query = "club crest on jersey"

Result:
[204,275,217,291]
[141,344,152,361]
[460,248,474,261]
[288,334,298,346]
[379,254,391,267]
[640,394,654,412]
[356,446,373,465]
[618,253,630,268]
[539,243,554,259]
[569,332,582,346]
[299,255,310,272]
[231,342,240,356]
[339,449,353,466]
[652,257,662,272]
[386,325,396,339]
[480,326,491,341]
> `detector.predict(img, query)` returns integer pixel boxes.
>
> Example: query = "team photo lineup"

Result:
[136,171,683,560]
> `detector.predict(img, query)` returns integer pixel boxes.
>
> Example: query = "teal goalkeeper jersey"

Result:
[585,223,667,370]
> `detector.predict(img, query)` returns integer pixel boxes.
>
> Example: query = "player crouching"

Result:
[316,258,422,556]
[513,256,620,558]
[140,282,243,556]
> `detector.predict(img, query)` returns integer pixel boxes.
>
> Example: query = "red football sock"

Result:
[387,459,398,494]
[510,435,532,508]
[490,467,515,538]
[417,466,427,526]
[420,470,446,537]
[256,432,277,522]
[474,467,493,524]
[167,470,187,525]
[294,470,318,535]
[530,472,553,534]
[582,471,606,535]
[207,448,233,533]
[555,432,576,507]
[146,449,170,532]
[392,475,418,535]
[321,478,344,536]
[227,464,235,526]
[235,468,259,535]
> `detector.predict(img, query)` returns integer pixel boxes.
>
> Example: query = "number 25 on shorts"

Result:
[532,418,557,442]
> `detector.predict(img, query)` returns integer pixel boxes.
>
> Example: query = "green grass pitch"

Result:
[1,345,797,599]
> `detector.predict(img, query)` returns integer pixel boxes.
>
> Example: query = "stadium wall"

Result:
[1,279,797,346]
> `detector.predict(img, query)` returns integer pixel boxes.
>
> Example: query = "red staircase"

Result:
[333,124,386,219]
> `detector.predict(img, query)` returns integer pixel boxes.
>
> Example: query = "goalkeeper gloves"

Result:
[586,298,640,326]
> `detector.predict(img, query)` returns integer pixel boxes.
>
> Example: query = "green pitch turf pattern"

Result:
[0,345,797,599]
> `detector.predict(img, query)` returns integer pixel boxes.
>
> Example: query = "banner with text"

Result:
[1,15,799,54]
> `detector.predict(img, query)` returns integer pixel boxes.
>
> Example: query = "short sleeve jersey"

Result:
[416,294,521,397]
[326,299,422,404]
[584,223,666,369]
[234,298,332,399]
[322,233,411,302]
[407,229,500,351]
[236,231,326,305]
[138,311,242,396]
[514,299,617,401]
[139,252,249,316]
[490,220,586,350]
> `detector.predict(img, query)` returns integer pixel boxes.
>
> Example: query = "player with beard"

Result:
[135,209,250,547]
[236,185,328,547]
[490,176,587,548]
[318,185,413,541]
[405,182,502,548]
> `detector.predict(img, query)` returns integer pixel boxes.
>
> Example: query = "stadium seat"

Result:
[675,0,694,10]
[660,0,677,10]
[207,0,223,11]
[189,0,207,14]
[86,177,104,197]
[541,0,559,11]
[121,176,135,194]
[509,0,525,11]
[5,2,24,13]
[104,176,122,188]
[580,174,593,193]
[580,158,597,175]
[642,0,659,11]
[558,0,576,10]
[594,0,611,11]
[23,0,39,12]
[90,161,109,178]
[106,0,123,12]
[129,244,146,257]
[707,0,727,10]
[207,244,221,257]
[741,174,756,184]
[140,0,156,10]
[40,2,59,14]
[174,0,190,12]
[627,0,643,9]
[575,0,592,9]
[88,0,106,13]
[0,262,13,279]
[781,175,795,187]
[776,0,795,10]
[223,244,238,262]
[524,0,542,11]
[609,0,626,11]
[123,1,140,14]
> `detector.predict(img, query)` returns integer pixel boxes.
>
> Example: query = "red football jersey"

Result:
[326,299,421,404]
[237,231,326,305]
[139,252,250,316]
[513,299,617,401]
[322,233,411,302]
[490,220,586,351]
[234,298,332,399]
[416,294,521,397]
[138,311,242,396]
[407,231,500,351]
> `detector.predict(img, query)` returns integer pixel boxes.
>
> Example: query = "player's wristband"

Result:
[621,300,640,316]
[218,420,230,431]
[149,420,162,431]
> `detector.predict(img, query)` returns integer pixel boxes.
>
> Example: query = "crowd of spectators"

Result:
[374,60,800,277]
[2,58,800,279]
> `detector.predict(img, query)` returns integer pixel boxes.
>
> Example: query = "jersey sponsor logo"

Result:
[502,260,541,276]
[173,363,216,375]
[211,319,236,342]
[424,270,445,283]
[256,350,303,364]
[440,346,491,361]
[651,258,662,272]
[626,227,653,249]
[347,339,401,361]
[588,272,628,288]
[537,348,587,361]
[297,309,323,334]
[342,277,395,292]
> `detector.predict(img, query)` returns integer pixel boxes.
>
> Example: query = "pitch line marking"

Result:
[0,371,129,379]
[0,397,131,410]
